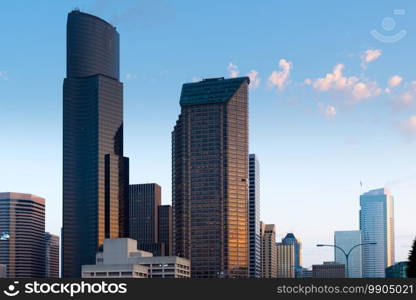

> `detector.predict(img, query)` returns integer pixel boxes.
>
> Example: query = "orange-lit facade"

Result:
[172,77,249,278]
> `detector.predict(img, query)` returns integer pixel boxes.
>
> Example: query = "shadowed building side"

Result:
[62,10,129,278]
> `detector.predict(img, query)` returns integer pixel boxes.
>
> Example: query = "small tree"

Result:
[408,238,416,278]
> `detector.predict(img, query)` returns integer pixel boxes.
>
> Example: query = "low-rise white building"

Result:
[82,238,190,278]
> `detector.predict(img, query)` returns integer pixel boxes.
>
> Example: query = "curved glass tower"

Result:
[62,10,129,278]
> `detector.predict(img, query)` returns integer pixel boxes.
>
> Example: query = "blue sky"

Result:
[1,0,415,268]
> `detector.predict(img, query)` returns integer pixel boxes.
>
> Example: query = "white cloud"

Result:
[247,70,260,89]
[0,71,8,80]
[388,75,403,88]
[309,64,381,102]
[227,63,239,78]
[318,103,337,118]
[312,64,358,91]
[304,78,312,85]
[191,76,202,82]
[268,59,292,91]
[351,82,381,101]
[392,82,416,110]
[125,73,137,80]
[400,116,416,140]
[361,49,382,68]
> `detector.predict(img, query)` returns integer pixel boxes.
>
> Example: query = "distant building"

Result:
[281,233,302,277]
[297,268,312,278]
[0,192,45,278]
[158,205,173,256]
[276,243,295,278]
[82,238,190,278]
[334,230,362,278]
[360,188,395,278]
[261,223,277,278]
[45,232,60,278]
[385,262,408,278]
[172,77,250,278]
[0,264,6,278]
[312,262,345,278]
[129,184,161,245]
[248,154,261,278]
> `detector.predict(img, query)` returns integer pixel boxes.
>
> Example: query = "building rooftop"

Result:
[362,188,391,196]
[180,76,249,106]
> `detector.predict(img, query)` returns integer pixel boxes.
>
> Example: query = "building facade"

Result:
[334,230,362,278]
[0,193,45,277]
[248,154,261,278]
[158,205,173,256]
[261,223,277,278]
[0,264,6,278]
[312,262,345,278]
[360,188,395,278]
[385,261,408,278]
[82,238,190,278]
[62,10,129,277]
[45,232,60,278]
[129,184,161,245]
[172,77,250,278]
[281,233,302,277]
[276,243,295,278]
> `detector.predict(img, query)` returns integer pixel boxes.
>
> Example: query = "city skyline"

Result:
[1,0,415,268]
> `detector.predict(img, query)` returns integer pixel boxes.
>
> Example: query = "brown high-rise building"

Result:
[260,222,277,278]
[0,192,45,278]
[172,77,250,278]
[62,10,129,277]
[45,232,59,278]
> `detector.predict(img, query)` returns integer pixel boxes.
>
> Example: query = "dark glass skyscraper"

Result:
[248,154,261,278]
[62,10,129,277]
[129,184,161,246]
[172,77,250,278]
[0,193,45,278]
[158,205,173,256]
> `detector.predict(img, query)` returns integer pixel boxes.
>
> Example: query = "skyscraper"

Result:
[248,154,261,278]
[360,188,395,278]
[0,192,45,277]
[281,233,302,277]
[276,243,295,278]
[62,10,129,277]
[260,223,277,278]
[158,205,173,256]
[129,184,163,255]
[334,230,362,278]
[45,232,60,278]
[172,77,250,278]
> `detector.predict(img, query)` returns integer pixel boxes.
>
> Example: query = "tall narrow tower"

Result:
[172,77,250,278]
[360,188,395,278]
[248,154,261,278]
[62,10,129,277]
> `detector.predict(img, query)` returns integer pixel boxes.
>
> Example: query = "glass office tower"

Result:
[360,188,395,278]
[172,77,250,278]
[334,230,362,278]
[62,10,129,277]
[248,154,261,278]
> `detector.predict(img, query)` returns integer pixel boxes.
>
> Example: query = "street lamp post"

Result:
[316,242,376,278]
